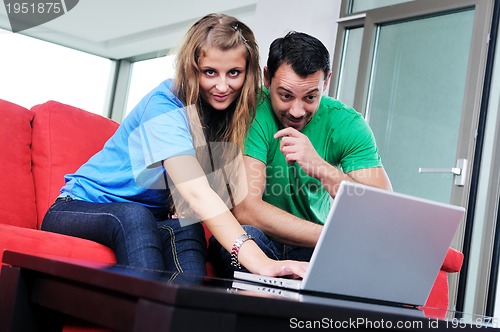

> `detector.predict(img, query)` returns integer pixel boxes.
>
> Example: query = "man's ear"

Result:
[263,66,271,88]
[323,71,332,92]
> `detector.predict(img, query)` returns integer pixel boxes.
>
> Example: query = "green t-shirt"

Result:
[244,88,383,225]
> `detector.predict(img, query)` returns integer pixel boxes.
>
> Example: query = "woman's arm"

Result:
[163,154,308,277]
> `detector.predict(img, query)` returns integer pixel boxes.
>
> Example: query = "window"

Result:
[124,55,176,118]
[348,0,414,13]
[335,27,363,107]
[0,29,114,116]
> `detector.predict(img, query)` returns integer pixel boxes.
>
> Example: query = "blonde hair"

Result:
[173,13,261,150]
[170,13,260,215]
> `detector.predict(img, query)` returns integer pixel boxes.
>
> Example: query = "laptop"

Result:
[230,280,426,318]
[234,181,465,307]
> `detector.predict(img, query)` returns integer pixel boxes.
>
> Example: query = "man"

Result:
[208,31,392,276]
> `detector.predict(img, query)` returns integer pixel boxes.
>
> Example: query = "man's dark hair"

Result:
[266,31,331,82]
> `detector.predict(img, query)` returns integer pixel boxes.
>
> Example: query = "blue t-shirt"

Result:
[61,79,196,214]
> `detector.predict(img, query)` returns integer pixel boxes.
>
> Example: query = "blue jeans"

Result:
[207,225,314,277]
[41,197,207,275]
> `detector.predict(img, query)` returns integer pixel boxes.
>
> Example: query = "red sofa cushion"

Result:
[31,101,119,228]
[0,224,116,265]
[0,100,37,229]
[422,270,449,318]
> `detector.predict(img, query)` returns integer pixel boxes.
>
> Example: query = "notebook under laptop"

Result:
[234,181,465,307]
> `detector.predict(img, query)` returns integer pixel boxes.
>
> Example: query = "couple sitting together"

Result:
[41,13,392,279]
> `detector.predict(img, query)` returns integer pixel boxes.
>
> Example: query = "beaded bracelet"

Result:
[230,233,254,269]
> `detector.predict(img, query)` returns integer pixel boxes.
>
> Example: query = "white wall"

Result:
[253,0,341,70]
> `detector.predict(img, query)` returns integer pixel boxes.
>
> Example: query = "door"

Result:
[332,0,494,313]
[366,9,473,204]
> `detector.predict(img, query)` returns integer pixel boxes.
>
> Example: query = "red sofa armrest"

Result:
[441,247,464,273]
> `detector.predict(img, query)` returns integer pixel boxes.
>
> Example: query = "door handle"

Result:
[418,158,468,186]
[418,167,461,175]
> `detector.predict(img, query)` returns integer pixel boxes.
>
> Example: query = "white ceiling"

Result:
[0,0,257,60]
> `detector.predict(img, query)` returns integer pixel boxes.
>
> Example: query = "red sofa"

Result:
[0,99,463,321]
[0,99,117,265]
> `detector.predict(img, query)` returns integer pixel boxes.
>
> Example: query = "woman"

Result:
[41,13,307,278]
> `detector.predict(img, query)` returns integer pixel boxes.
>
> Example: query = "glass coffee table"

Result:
[0,250,498,331]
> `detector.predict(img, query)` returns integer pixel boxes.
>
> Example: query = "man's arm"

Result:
[316,162,392,197]
[233,156,322,248]
[274,127,392,197]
